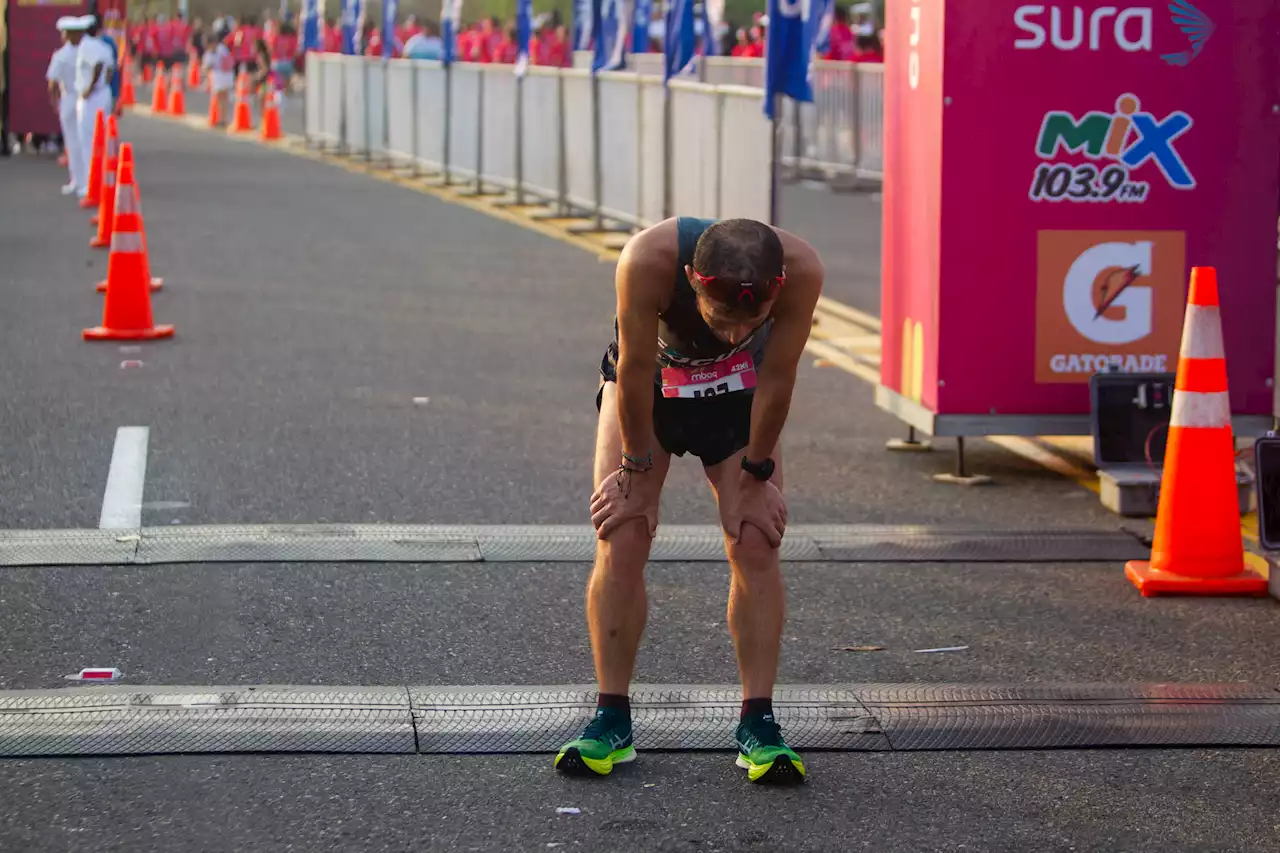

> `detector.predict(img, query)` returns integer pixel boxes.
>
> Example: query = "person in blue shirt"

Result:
[402,22,444,60]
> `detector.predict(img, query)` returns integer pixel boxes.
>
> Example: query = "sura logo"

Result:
[1013,1,1214,65]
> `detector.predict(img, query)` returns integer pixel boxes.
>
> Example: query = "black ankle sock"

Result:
[597,693,631,715]
[741,698,774,720]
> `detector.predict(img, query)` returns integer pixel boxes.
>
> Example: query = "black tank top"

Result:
[606,217,772,385]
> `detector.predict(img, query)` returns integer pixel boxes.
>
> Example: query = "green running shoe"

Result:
[555,709,636,777]
[734,714,806,784]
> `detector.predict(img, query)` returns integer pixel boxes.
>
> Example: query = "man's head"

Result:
[687,219,785,346]
[62,16,89,44]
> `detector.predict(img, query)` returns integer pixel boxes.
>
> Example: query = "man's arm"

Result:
[744,233,824,463]
[613,235,668,466]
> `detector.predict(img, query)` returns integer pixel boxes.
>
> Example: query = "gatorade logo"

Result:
[1034,230,1186,383]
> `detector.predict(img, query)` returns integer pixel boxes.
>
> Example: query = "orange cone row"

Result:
[79,109,174,343]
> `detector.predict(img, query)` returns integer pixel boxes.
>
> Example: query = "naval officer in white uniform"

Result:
[46,17,84,195]
[73,15,115,201]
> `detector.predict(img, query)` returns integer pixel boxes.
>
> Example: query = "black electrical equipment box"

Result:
[1254,433,1280,551]
[1089,371,1176,469]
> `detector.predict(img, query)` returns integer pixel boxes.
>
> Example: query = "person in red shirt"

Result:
[851,34,883,63]
[824,6,855,61]
[322,18,343,53]
[456,25,475,61]
[744,26,764,58]
[271,22,300,86]
[546,24,570,66]
[494,24,517,64]
[364,21,383,56]
[141,16,161,70]
[396,15,420,47]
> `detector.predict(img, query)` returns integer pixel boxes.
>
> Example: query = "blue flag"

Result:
[383,0,398,56]
[631,0,651,52]
[593,0,629,71]
[441,0,462,64]
[700,0,717,56]
[763,0,814,118]
[809,0,833,56]
[341,0,361,54]
[302,0,323,51]
[515,0,532,75]
[663,0,696,80]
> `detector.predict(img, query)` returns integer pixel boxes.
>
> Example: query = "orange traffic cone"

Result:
[142,63,154,84]
[119,60,136,107]
[208,92,223,127]
[97,146,162,293]
[229,94,254,133]
[260,90,282,141]
[1124,267,1266,596]
[236,70,251,96]
[80,110,106,209]
[151,71,168,113]
[83,145,174,342]
[187,54,201,89]
[90,116,121,249]
[169,84,186,116]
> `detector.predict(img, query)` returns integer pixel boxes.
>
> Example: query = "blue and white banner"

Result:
[809,0,834,56]
[763,0,815,118]
[341,0,361,54]
[631,0,651,52]
[663,0,696,80]
[302,0,323,51]
[383,0,398,57]
[515,0,533,75]
[592,0,630,71]
[702,0,722,56]
[573,0,594,51]
[441,0,463,64]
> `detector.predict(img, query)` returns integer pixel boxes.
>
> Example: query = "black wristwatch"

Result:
[741,456,775,482]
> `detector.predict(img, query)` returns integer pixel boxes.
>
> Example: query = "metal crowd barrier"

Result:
[305,53,774,229]
[574,52,884,183]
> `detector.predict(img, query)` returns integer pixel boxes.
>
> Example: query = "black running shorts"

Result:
[597,349,753,467]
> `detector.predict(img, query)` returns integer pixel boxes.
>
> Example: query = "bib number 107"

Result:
[693,382,731,398]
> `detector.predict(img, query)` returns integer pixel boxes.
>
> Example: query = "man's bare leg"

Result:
[587,381,671,696]
[705,452,786,700]
[706,452,803,782]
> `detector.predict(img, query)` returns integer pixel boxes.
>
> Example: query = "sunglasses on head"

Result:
[690,268,786,304]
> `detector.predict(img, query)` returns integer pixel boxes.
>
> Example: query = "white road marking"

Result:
[99,427,149,530]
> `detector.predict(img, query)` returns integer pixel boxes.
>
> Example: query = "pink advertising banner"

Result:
[880,0,1280,425]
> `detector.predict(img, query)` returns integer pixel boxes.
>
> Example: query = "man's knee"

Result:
[727,523,779,571]
[596,517,655,575]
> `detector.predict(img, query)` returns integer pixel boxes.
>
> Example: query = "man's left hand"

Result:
[720,470,787,548]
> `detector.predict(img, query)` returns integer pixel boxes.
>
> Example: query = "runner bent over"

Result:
[555,217,823,784]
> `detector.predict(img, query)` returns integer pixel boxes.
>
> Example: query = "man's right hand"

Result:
[589,467,658,541]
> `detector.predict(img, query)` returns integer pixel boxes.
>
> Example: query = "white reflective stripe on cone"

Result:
[114,185,139,213]
[103,171,117,188]
[1180,304,1226,360]
[1170,389,1230,429]
[109,231,144,253]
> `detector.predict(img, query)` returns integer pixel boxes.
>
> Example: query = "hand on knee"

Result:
[728,522,780,569]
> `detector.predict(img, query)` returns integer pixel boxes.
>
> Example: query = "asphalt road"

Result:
[0,116,1114,532]
[2,110,1278,853]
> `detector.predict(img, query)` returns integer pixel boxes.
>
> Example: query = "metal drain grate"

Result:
[2,683,1277,758]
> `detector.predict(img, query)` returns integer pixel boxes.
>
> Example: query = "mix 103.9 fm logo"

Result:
[1034,230,1186,383]
[1028,93,1195,203]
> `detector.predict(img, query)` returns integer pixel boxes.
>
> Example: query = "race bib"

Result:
[660,352,757,399]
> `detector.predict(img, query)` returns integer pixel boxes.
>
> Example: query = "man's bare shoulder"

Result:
[772,227,823,281]
[617,219,679,306]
